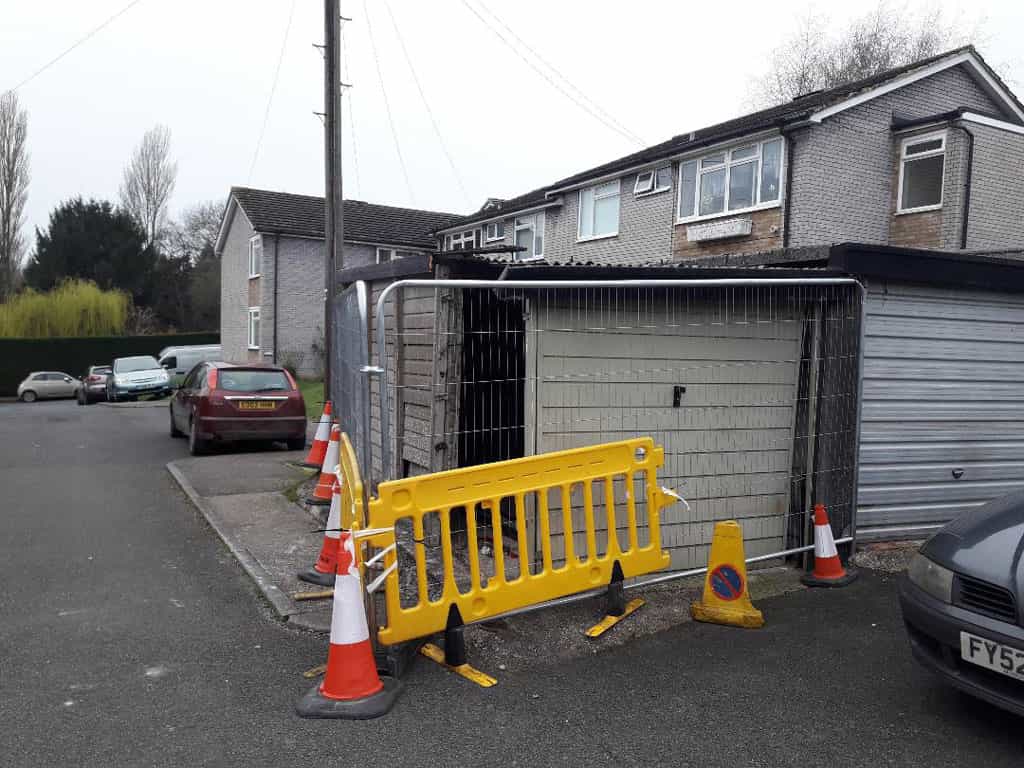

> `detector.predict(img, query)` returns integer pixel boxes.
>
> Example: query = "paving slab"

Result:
[172,450,312,497]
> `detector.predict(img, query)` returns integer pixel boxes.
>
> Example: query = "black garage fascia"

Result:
[828,243,1024,293]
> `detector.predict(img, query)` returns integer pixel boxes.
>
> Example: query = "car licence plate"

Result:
[960,631,1024,682]
[236,400,277,411]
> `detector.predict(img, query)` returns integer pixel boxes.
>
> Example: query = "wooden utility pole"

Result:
[323,0,344,400]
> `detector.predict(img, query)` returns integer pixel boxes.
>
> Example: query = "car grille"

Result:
[954,574,1018,624]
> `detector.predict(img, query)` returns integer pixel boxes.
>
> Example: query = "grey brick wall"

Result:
[962,123,1024,249]
[545,171,674,265]
[262,235,325,377]
[219,208,255,365]
[788,64,1005,247]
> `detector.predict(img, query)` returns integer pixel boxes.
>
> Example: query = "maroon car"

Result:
[169,361,307,455]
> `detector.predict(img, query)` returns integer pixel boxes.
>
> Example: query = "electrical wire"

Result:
[247,0,298,184]
[471,0,646,146]
[459,0,646,147]
[3,0,148,95]
[363,0,415,205]
[383,0,472,209]
[340,21,362,198]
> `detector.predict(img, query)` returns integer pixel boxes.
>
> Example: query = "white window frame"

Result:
[446,229,477,251]
[634,166,672,197]
[484,221,505,242]
[896,130,946,215]
[247,307,261,350]
[376,247,395,264]
[577,179,621,242]
[513,212,545,262]
[676,137,784,224]
[248,234,263,278]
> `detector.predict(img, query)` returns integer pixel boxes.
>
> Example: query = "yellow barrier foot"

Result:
[689,520,765,629]
[419,643,497,687]
[585,597,645,638]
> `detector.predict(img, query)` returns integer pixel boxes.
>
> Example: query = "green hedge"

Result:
[0,332,219,396]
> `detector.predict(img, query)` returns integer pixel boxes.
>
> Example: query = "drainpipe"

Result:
[781,131,797,248]
[273,232,280,364]
[957,123,975,250]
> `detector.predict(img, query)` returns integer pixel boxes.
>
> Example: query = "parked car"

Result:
[17,371,81,402]
[77,365,112,405]
[107,356,172,402]
[157,345,222,387]
[899,490,1024,717]
[169,362,306,455]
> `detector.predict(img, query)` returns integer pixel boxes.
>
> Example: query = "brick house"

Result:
[215,186,459,375]
[435,46,1024,263]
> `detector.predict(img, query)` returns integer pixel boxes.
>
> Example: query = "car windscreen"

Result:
[217,370,292,392]
[114,356,160,373]
[92,366,112,375]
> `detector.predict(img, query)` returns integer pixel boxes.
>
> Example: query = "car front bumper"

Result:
[110,383,172,398]
[898,574,1024,717]
[196,415,307,442]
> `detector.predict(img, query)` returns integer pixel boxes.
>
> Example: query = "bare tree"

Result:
[165,201,223,263]
[751,3,976,107]
[0,91,29,299]
[119,125,177,247]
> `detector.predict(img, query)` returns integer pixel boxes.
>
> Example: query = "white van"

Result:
[158,345,222,385]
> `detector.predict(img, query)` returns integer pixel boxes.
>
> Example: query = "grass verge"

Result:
[298,379,324,421]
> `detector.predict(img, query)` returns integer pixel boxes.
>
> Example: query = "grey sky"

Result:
[2,0,1022,245]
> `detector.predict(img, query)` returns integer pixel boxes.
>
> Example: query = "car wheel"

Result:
[77,389,86,406]
[286,437,305,451]
[188,417,208,456]
[169,405,184,438]
[20,390,36,403]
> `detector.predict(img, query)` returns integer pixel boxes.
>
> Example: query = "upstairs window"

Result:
[513,212,544,261]
[677,137,783,221]
[634,166,672,196]
[248,235,263,277]
[485,221,505,242]
[578,180,620,240]
[898,132,945,213]
[446,230,477,251]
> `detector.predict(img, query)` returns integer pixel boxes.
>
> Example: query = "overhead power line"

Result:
[459,0,646,147]
[3,0,148,96]
[247,0,298,184]
[363,0,415,205]
[340,21,361,198]
[383,0,472,209]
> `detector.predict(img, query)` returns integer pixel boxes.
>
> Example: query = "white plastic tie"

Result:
[363,543,395,568]
[365,561,397,594]
[661,486,691,512]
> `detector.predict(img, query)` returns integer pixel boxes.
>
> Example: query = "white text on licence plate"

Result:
[960,631,1024,682]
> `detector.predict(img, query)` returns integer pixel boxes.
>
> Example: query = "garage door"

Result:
[528,293,803,570]
[857,282,1024,539]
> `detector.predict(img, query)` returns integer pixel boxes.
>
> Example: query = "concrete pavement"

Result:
[1,399,1022,767]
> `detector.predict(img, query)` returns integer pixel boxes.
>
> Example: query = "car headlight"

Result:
[114,375,126,386]
[908,553,954,603]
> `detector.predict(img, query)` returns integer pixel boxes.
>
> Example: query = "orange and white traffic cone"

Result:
[306,425,340,506]
[802,504,858,587]
[298,478,343,587]
[301,401,333,468]
[295,533,401,719]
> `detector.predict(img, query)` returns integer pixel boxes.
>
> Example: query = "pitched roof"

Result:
[433,186,557,232]
[228,186,462,248]
[544,46,1021,192]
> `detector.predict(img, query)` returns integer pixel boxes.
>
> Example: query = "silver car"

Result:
[107,355,172,402]
[17,371,81,402]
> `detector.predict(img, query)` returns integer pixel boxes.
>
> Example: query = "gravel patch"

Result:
[852,540,923,573]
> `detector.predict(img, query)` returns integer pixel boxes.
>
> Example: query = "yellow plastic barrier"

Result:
[357,437,676,646]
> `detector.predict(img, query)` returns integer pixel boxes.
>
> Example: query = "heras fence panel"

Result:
[358,278,863,611]
[331,280,372,482]
[359,436,676,646]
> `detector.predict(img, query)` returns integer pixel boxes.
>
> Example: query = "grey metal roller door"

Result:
[857,281,1024,539]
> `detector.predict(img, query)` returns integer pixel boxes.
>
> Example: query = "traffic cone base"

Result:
[297,565,338,587]
[690,521,764,629]
[802,503,859,588]
[295,675,401,720]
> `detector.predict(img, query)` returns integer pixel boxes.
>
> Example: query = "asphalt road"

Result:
[1,399,1023,767]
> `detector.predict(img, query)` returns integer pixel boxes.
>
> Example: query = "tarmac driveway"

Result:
[0,399,1021,767]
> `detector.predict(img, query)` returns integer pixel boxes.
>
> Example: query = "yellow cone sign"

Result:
[690,521,764,629]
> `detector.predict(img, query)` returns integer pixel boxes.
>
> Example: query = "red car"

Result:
[169,361,307,455]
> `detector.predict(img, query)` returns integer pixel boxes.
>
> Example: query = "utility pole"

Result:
[322,0,344,401]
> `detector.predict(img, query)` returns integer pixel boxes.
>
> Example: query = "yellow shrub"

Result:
[0,280,129,338]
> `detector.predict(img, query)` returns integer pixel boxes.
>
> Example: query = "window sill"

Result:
[484,238,505,244]
[514,255,545,264]
[635,187,671,199]
[248,273,261,280]
[576,232,618,244]
[895,204,942,215]
[247,345,260,351]
[676,200,780,226]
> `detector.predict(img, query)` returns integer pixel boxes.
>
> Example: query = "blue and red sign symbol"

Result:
[709,564,744,601]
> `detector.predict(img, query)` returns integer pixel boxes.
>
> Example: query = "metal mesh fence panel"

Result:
[369,279,863,613]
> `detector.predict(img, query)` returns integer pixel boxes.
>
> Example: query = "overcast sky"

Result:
[2,0,1022,243]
